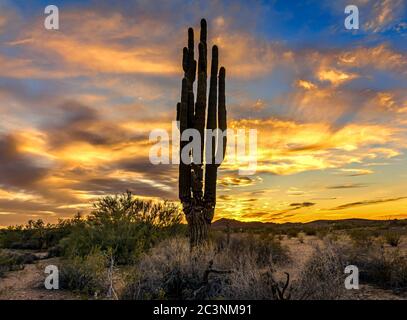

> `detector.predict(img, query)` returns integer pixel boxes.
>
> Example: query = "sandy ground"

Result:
[0,257,77,300]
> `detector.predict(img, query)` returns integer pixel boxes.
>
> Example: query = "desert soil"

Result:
[0,257,77,300]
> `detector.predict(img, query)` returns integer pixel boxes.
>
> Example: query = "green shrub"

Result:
[0,218,77,250]
[303,228,317,236]
[61,192,183,264]
[59,248,109,297]
[316,229,328,240]
[348,229,374,247]
[293,244,348,300]
[226,234,290,266]
[286,229,298,239]
[0,250,25,277]
[384,231,402,247]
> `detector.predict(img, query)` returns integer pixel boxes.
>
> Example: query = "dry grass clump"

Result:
[346,243,407,293]
[294,239,407,297]
[348,229,375,247]
[121,235,291,300]
[223,233,290,267]
[292,242,349,300]
[384,231,402,247]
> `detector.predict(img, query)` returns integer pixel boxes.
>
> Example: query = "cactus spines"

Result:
[177,19,227,247]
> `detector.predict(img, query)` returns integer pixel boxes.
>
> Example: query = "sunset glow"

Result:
[0,0,406,226]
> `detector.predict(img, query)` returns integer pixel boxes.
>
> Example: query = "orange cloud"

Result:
[317,69,358,86]
[226,118,403,175]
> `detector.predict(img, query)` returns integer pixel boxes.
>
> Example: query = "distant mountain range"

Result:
[211,217,407,230]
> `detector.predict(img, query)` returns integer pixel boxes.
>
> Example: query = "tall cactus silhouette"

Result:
[176,19,227,246]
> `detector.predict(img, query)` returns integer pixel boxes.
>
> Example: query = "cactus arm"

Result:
[179,77,191,203]
[204,45,219,210]
[176,102,180,124]
[218,67,227,163]
[192,19,208,201]
[186,28,196,130]
[206,45,218,132]
[179,27,198,206]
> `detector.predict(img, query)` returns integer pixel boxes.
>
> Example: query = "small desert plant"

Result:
[0,250,24,277]
[384,231,402,247]
[293,243,348,300]
[303,228,317,236]
[325,232,340,243]
[316,229,328,240]
[226,233,290,267]
[286,229,298,239]
[121,237,213,300]
[59,248,109,297]
[348,229,374,247]
[0,250,39,277]
[276,233,284,241]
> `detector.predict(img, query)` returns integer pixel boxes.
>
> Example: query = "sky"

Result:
[0,0,406,226]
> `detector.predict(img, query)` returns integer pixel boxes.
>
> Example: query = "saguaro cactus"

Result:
[176,19,227,247]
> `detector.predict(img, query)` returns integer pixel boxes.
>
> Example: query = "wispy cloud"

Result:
[337,168,374,176]
[330,197,407,211]
[327,183,368,189]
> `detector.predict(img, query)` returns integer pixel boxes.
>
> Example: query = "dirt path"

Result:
[0,258,77,300]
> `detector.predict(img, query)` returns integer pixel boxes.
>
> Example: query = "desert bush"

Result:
[371,229,381,238]
[325,232,340,243]
[308,241,407,294]
[303,228,317,236]
[293,243,349,300]
[59,248,109,297]
[344,244,407,293]
[226,233,290,267]
[0,218,79,251]
[61,192,183,264]
[316,229,328,240]
[286,229,298,239]
[0,249,39,277]
[0,250,25,277]
[121,237,209,300]
[276,234,284,241]
[348,229,374,247]
[384,231,402,247]
[122,235,292,300]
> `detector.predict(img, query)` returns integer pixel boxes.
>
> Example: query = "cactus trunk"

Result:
[177,19,227,247]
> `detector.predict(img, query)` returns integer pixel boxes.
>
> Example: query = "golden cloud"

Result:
[226,118,403,175]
